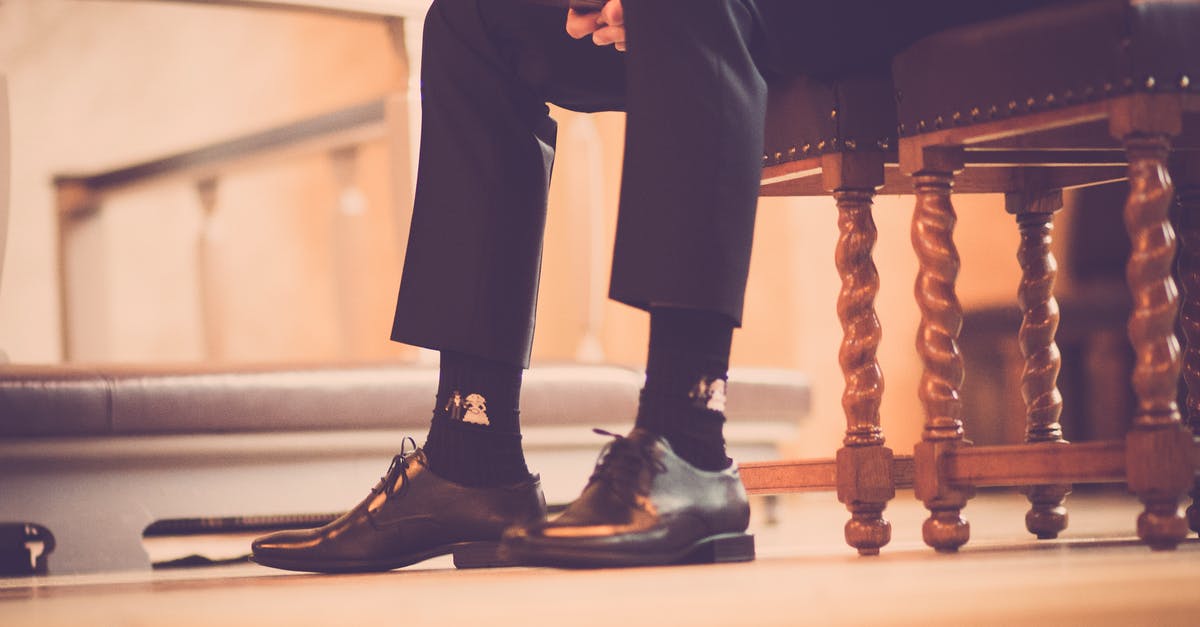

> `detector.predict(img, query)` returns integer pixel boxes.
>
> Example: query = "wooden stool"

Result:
[750,72,901,555]
[744,72,1105,555]
[891,0,1200,551]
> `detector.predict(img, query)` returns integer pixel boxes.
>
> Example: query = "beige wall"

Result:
[0,0,1033,456]
[0,74,9,323]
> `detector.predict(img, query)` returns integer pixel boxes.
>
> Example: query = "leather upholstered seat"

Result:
[894,0,1200,143]
[762,72,897,190]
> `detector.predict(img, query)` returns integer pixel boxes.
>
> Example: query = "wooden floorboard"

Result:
[2,489,1198,626]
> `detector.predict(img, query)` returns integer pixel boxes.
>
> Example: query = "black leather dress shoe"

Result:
[501,428,754,568]
[251,442,546,573]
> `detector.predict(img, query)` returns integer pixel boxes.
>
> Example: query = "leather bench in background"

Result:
[0,362,808,574]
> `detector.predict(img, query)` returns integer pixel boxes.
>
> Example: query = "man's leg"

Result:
[613,0,768,477]
[398,0,625,491]
[611,0,768,480]
[609,0,767,324]
[503,0,766,568]
[394,1,624,368]
[252,0,625,573]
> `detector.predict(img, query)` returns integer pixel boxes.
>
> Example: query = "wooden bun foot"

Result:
[1023,485,1070,540]
[923,509,969,553]
[845,505,890,556]
[1137,502,1188,550]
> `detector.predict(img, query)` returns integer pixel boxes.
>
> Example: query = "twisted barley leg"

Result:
[1123,135,1190,550]
[1174,170,1200,535]
[834,188,894,556]
[912,170,970,552]
[1015,210,1070,539]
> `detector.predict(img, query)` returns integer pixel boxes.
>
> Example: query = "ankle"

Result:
[435,351,522,431]
[421,350,529,487]
[636,308,735,471]
[423,416,530,487]
[634,390,730,471]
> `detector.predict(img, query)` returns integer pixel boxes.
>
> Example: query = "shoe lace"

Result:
[587,429,667,507]
[372,436,419,497]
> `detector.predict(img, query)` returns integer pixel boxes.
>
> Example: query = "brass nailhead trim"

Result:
[897,73,1190,139]
[761,136,891,162]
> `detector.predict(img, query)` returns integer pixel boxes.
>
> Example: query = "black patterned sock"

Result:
[421,350,530,487]
[633,307,733,471]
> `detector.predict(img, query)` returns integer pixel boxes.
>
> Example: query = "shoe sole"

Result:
[504,532,755,569]
[250,541,515,574]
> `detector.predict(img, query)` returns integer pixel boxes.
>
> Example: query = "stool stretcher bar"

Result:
[740,438,1200,495]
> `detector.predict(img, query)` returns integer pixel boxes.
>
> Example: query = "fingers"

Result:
[591,25,624,47]
[565,1,625,51]
[591,0,625,51]
[601,0,623,28]
[565,8,603,39]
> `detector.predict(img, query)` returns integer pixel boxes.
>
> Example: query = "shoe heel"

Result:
[686,533,756,564]
[451,542,518,569]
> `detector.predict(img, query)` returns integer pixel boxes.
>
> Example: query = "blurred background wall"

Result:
[1,0,1085,458]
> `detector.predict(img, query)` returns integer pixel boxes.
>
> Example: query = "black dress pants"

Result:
[391,0,1056,368]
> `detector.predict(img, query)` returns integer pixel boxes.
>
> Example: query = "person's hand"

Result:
[565,0,625,52]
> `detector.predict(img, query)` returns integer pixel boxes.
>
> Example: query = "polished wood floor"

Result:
[2,489,1198,626]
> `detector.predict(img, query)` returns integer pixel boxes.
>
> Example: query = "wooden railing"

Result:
[53,96,410,360]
